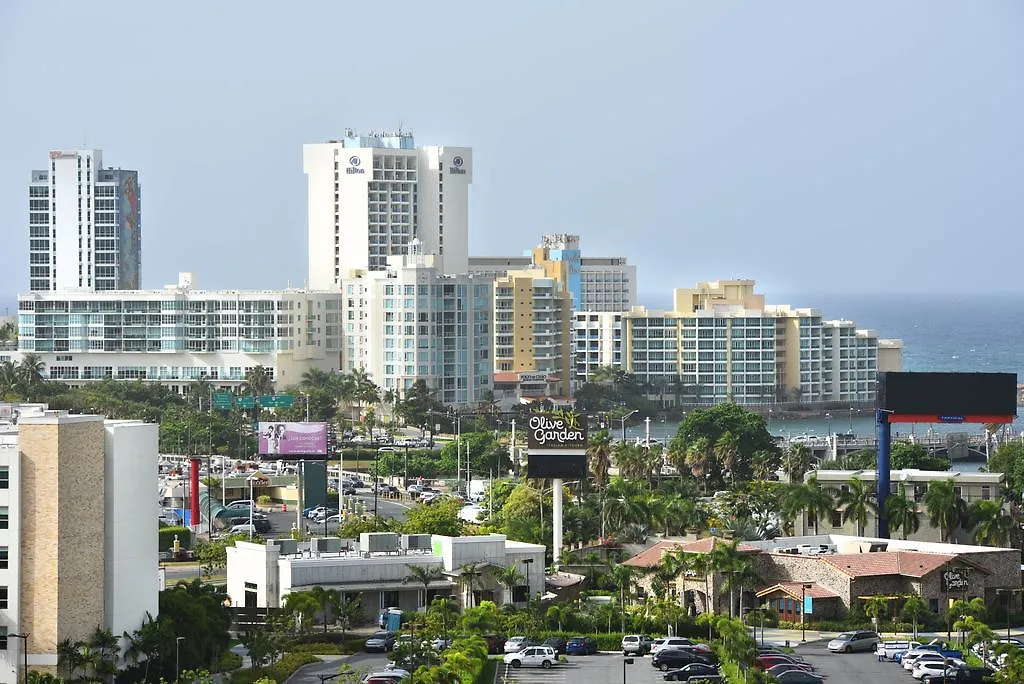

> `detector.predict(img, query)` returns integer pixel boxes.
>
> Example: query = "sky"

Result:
[1,1,1023,312]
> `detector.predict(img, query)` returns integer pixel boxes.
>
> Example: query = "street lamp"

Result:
[619,409,639,442]
[623,656,634,683]
[997,588,1024,639]
[10,633,27,684]
[176,635,185,682]
[801,583,813,642]
[825,412,831,437]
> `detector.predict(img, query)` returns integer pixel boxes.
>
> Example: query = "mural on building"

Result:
[120,174,141,288]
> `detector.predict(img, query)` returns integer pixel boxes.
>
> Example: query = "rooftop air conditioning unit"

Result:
[360,532,400,553]
[402,534,433,551]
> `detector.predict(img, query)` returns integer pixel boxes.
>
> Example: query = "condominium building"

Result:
[576,280,902,405]
[29,149,141,292]
[340,252,493,406]
[493,269,572,399]
[304,130,471,288]
[0,412,158,680]
[572,311,623,381]
[469,234,636,312]
[15,273,343,392]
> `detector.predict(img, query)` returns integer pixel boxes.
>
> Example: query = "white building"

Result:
[15,273,343,393]
[340,253,493,406]
[304,130,472,288]
[29,149,141,292]
[572,311,623,382]
[0,412,158,679]
[226,533,545,620]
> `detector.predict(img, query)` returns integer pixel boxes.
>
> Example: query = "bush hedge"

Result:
[229,653,318,684]
[158,525,192,551]
[287,642,346,655]
[214,649,244,672]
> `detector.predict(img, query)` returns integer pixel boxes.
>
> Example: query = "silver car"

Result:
[827,630,879,653]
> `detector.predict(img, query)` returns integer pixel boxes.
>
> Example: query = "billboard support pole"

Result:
[552,478,563,568]
[297,461,305,536]
[876,409,891,539]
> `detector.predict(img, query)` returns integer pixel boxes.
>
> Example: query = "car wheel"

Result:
[660,663,670,671]
[844,645,852,653]
[510,660,521,668]
[542,660,552,669]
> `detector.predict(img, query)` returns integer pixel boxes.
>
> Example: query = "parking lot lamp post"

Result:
[801,583,812,642]
[176,636,185,682]
[619,409,639,443]
[622,656,633,683]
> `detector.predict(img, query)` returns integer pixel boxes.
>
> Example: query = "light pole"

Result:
[623,656,634,683]
[521,558,534,599]
[619,409,639,442]
[176,635,185,682]
[801,583,813,642]
[9,630,27,684]
[825,412,831,437]
[849,407,857,434]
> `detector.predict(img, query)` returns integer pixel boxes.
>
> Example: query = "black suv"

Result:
[652,648,715,672]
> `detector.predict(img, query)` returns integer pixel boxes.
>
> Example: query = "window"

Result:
[0,587,7,609]
[0,507,7,529]
[0,547,6,569]
[0,467,7,489]
[0,627,6,650]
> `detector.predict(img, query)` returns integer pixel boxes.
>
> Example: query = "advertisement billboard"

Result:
[877,372,1017,422]
[526,412,588,479]
[258,422,328,457]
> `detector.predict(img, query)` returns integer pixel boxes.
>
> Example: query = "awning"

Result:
[292,579,453,593]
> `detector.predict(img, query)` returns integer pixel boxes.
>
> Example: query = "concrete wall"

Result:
[104,421,159,652]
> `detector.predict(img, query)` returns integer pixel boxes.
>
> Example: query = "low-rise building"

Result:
[226,533,544,621]
[796,469,1006,543]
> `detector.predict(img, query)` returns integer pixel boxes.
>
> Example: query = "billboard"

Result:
[877,372,1017,423]
[258,422,328,457]
[526,412,588,479]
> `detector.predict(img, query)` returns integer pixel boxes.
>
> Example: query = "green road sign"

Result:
[261,395,294,408]
[212,392,234,409]
[236,396,256,409]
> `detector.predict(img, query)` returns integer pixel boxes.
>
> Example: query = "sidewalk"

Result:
[752,624,1024,647]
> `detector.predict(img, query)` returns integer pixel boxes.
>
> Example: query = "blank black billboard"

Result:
[526,454,588,479]
[877,372,1017,416]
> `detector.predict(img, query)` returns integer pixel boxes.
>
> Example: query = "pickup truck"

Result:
[875,640,921,660]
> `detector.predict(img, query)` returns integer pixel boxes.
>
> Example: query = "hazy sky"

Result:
[2,1,1022,307]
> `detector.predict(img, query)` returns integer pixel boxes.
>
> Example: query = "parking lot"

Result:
[493,641,916,684]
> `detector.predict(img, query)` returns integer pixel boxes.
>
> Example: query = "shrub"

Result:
[257,494,272,505]
[287,642,345,655]
[158,525,192,551]
[229,653,318,684]
[214,649,244,672]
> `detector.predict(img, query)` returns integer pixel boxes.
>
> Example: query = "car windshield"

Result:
[836,632,855,639]
[371,632,390,639]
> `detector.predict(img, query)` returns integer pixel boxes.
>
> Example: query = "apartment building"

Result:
[572,311,623,382]
[304,130,472,287]
[0,412,157,680]
[577,279,902,405]
[469,234,636,313]
[29,149,140,292]
[493,269,572,399]
[340,252,493,407]
[794,469,1006,543]
[15,273,343,392]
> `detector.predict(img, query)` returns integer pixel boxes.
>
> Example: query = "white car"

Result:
[651,637,710,655]
[875,640,921,660]
[904,651,947,671]
[503,646,557,669]
[912,659,964,680]
[503,636,529,654]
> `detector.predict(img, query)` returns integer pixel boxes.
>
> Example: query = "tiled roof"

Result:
[756,582,839,600]
[621,536,759,568]
[823,551,955,578]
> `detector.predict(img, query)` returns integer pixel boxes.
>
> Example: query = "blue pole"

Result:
[876,409,891,538]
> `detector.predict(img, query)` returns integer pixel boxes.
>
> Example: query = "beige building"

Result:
[579,279,903,405]
[493,269,572,400]
[0,412,158,680]
[795,469,1006,543]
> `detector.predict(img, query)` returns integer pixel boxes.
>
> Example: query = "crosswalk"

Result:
[497,662,578,684]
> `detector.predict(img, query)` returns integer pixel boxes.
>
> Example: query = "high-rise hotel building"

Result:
[304,130,472,288]
[29,149,141,292]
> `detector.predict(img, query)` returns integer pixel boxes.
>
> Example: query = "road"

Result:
[794,640,909,684]
[286,652,391,683]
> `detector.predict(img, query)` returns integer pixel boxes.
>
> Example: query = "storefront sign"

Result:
[941,567,970,592]
[526,412,587,452]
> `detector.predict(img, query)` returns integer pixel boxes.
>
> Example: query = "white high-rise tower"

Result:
[303,130,471,288]
[29,149,141,292]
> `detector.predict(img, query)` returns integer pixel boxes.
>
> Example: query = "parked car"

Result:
[662,662,723,681]
[542,637,567,655]
[365,631,397,652]
[774,672,825,684]
[876,640,922,660]
[502,646,558,669]
[652,648,714,672]
[827,630,880,653]
[431,637,453,651]
[904,649,964,671]
[252,517,272,533]
[228,523,256,535]
[921,665,996,684]
[755,655,812,672]
[566,636,598,656]
[503,636,530,654]
[766,663,812,678]
[481,634,506,655]
[226,499,254,509]
[622,634,653,656]
[341,484,358,495]
[913,659,967,680]
[652,637,708,655]
[973,637,1024,657]
[363,671,409,683]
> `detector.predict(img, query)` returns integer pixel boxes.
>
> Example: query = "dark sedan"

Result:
[662,662,722,681]
[652,648,714,672]
[775,671,824,684]
[566,636,598,656]
[542,637,567,655]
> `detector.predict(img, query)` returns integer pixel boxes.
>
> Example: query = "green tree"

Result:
[241,626,284,668]
[243,365,275,396]
[838,477,877,536]
[494,563,525,604]
[308,586,343,633]
[901,594,929,639]
[405,564,446,609]
[402,499,463,536]
[587,429,613,489]
[781,442,813,483]
[923,479,969,542]
[971,498,1014,547]
[863,595,891,634]
[458,601,502,634]
[885,483,921,541]
[891,440,951,470]
[281,590,320,635]
[669,403,780,486]
[987,441,1024,505]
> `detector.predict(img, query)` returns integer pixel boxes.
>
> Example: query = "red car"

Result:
[755,655,814,672]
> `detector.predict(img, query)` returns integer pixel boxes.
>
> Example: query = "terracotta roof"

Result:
[622,541,681,568]
[823,552,955,579]
[494,372,519,383]
[756,582,839,600]
[621,536,759,568]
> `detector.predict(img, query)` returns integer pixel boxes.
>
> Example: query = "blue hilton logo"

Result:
[449,155,466,175]
[346,155,365,174]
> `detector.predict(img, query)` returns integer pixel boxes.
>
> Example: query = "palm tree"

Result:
[715,432,740,479]
[798,475,837,535]
[243,365,274,396]
[685,436,715,493]
[837,477,877,536]
[782,443,813,483]
[901,594,929,640]
[494,563,526,604]
[971,498,1013,547]
[17,352,45,397]
[613,441,650,481]
[457,562,486,608]
[923,479,969,542]
[0,359,18,397]
[587,430,613,489]
[405,564,445,609]
[863,595,891,634]
[609,563,637,632]
[710,539,748,618]
[885,483,921,541]
[307,586,342,633]
[0,320,16,343]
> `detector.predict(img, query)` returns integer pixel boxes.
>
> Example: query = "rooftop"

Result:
[823,551,961,579]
